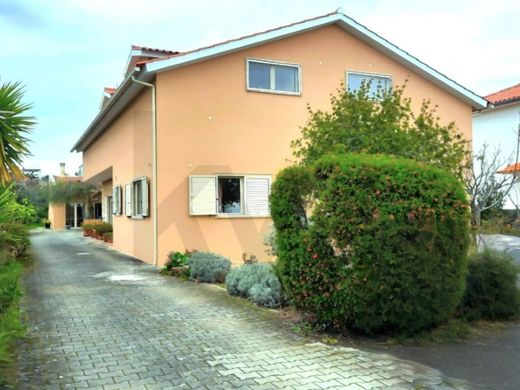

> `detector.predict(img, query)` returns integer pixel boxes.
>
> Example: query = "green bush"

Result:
[462,249,520,321]
[271,153,470,335]
[0,261,24,366]
[0,262,22,314]
[189,252,231,283]
[93,223,112,234]
[161,251,190,278]
[225,263,283,307]
[0,223,29,263]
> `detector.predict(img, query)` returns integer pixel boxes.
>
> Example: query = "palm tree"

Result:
[0,79,35,185]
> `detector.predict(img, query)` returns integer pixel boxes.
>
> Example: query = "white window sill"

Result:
[246,87,301,96]
[131,215,145,220]
[215,214,270,219]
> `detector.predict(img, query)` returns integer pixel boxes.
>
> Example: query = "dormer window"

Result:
[247,59,301,95]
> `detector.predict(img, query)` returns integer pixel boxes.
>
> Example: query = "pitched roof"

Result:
[72,11,487,153]
[104,87,116,96]
[131,44,179,55]
[485,83,520,106]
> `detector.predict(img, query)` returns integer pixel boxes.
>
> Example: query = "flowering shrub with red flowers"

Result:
[270,153,470,335]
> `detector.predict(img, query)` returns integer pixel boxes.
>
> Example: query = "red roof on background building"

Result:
[485,83,520,106]
[497,162,520,174]
[104,87,116,95]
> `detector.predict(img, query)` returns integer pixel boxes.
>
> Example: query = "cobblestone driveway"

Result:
[16,230,471,389]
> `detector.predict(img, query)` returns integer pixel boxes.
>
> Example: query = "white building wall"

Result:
[473,103,520,209]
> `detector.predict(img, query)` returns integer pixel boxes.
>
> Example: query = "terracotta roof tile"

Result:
[131,44,179,54]
[485,83,520,105]
[497,163,520,174]
[136,11,338,66]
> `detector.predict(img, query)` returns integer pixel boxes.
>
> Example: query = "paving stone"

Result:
[16,231,473,390]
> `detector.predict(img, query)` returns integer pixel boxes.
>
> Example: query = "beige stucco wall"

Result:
[83,90,153,263]
[154,24,473,265]
[82,23,474,267]
[101,179,113,222]
[48,202,66,230]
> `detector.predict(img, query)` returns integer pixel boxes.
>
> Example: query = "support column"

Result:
[73,203,78,228]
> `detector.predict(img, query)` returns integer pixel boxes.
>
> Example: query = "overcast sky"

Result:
[1,0,518,176]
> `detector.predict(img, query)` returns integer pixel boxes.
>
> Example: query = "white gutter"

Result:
[131,76,158,267]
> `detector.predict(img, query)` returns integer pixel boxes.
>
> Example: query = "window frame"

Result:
[246,58,302,96]
[189,174,272,218]
[345,70,393,98]
[127,176,149,220]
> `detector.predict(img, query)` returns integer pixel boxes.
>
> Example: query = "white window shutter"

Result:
[125,184,132,217]
[112,187,118,215]
[245,176,271,216]
[141,178,149,217]
[190,176,217,215]
[117,185,122,215]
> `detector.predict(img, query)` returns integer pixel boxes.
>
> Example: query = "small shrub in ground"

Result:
[93,223,112,235]
[161,251,190,278]
[271,153,470,335]
[189,252,231,283]
[462,249,520,321]
[241,252,258,264]
[225,263,283,307]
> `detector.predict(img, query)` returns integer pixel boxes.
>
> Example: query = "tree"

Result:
[47,181,98,218]
[291,83,468,178]
[465,140,520,226]
[0,79,35,185]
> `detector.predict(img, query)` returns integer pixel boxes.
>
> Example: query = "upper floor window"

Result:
[247,59,301,95]
[347,71,392,98]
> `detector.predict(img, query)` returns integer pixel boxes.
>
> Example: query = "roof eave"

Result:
[71,69,153,152]
[145,12,487,110]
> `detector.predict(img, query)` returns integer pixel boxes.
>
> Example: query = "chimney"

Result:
[60,162,66,176]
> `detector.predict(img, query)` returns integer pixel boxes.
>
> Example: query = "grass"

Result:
[390,319,471,345]
[24,222,43,230]
[0,258,26,386]
[475,221,520,238]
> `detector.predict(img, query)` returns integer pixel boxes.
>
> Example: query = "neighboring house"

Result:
[71,11,486,266]
[473,83,520,209]
[47,163,102,229]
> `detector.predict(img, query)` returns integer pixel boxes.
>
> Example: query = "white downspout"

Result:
[131,76,158,267]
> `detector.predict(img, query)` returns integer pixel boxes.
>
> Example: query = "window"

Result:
[112,185,122,215]
[190,175,271,216]
[247,59,300,95]
[347,71,392,98]
[218,177,242,214]
[125,177,149,218]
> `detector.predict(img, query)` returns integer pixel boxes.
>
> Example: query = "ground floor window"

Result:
[190,174,271,217]
[218,177,242,214]
[125,177,149,218]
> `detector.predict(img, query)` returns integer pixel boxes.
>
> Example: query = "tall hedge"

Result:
[271,153,470,334]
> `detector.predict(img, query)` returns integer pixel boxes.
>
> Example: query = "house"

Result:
[71,11,487,266]
[473,83,520,208]
[47,163,102,229]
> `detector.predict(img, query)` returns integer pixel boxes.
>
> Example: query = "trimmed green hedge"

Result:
[462,249,520,321]
[271,153,470,334]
